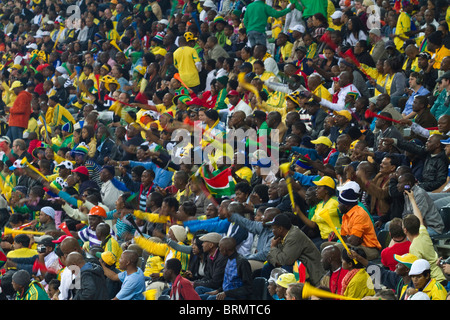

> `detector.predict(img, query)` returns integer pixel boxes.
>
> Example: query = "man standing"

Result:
[243,0,295,48]
[173,33,202,94]
[7,80,32,142]
[402,189,447,286]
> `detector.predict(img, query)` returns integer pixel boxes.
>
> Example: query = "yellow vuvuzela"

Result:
[302,282,359,300]
[318,208,358,264]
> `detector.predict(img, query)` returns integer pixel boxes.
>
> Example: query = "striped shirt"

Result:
[78,223,117,247]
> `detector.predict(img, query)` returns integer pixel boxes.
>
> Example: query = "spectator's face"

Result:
[234,189,248,203]
[411,273,429,290]
[380,157,395,175]
[205,204,217,218]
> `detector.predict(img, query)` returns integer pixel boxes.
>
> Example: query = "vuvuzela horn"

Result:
[302,282,359,300]
[3,227,45,236]
[318,209,358,264]
[20,157,49,182]
[109,39,123,52]
[280,162,297,215]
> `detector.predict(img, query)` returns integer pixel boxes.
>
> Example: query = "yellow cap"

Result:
[310,136,332,147]
[10,80,23,91]
[394,253,418,269]
[276,273,297,288]
[334,110,352,121]
[313,176,336,189]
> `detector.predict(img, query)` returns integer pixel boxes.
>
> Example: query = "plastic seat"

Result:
[252,277,268,300]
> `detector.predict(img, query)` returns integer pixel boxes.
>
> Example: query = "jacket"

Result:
[243,0,292,34]
[402,185,444,234]
[15,280,50,300]
[267,225,325,286]
[170,274,201,300]
[360,172,391,218]
[135,236,190,274]
[220,251,253,299]
[396,139,449,192]
[230,213,274,261]
[8,90,32,128]
[193,249,228,290]
[73,262,109,300]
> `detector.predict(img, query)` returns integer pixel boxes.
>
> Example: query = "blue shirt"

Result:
[129,160,174,189]
[116,268,145,300]
[403,86,430,116]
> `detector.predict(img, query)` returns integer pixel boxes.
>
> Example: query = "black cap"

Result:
[437,71,450,82]
[266,214,292,229]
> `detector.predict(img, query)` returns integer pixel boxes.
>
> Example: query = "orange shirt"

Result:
[340,205,382,250]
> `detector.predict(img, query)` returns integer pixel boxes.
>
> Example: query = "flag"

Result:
[200,166,235,198]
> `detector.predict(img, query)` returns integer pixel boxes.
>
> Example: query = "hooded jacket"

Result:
[72,262,109,300]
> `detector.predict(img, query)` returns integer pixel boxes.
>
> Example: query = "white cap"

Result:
[330,10,343,20]
[291,24,305,33]
[46,20,55,25]
[158,19,169,25]
[56,66,68,75]
[203,0,216,8]
[41,31,50,36]
[26,43,38,50]
[337,180,361,194]
[409,291,430,300]
[41,206,56,219]
[369,28,381,37]
[409,259,430,276]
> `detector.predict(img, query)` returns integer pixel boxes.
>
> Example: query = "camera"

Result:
[37,245,46,254]
[440,257,450,266]
[404,185,411,191]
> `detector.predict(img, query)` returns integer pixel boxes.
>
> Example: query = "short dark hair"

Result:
[389,217,406,238]
[403,214,420,235]
[14,234,31,247]
[165,258,182,275]
[163,196,179,211]
[181,200,197,216]
[253,184,269,203]
[235,181,252,196]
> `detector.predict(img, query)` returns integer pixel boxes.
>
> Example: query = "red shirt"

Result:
[9,90,32,128]
[381,240,411,271]
[329,267,349,296]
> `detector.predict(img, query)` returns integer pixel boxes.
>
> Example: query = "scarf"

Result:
[340,268,360,296]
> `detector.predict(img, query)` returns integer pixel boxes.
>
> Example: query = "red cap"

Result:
[227,90,239,97]
[71,166,89,176]
[52,235,70,244]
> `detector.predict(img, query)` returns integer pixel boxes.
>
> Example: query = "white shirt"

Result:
[58,267,75,300]
[205,69,217,92]
[264,57,279,76]
[100,179,124,211]
[229,99,253,117]
[319,84,361,111]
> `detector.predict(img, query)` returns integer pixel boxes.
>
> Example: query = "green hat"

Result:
[214,16,226,24]
[173,94,191,105]
[216,76,228,86]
